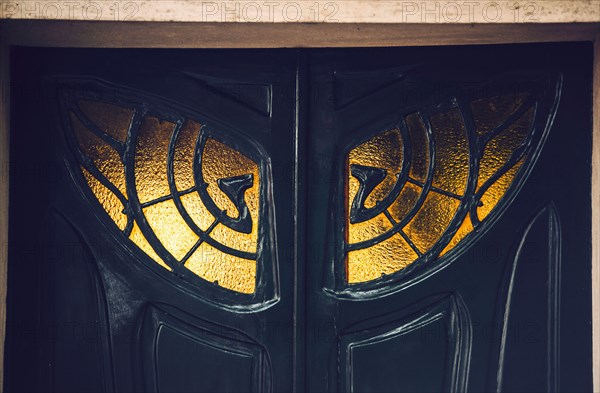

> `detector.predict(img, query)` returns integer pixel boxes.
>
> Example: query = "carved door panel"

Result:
[4,43,594,393]
[305,43,593,392]
[6,48,297,392]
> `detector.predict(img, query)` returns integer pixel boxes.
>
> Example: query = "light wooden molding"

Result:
[593,30,600,393]
[0,1,599,23]
[0,33,9,393]
[0,20,598,49]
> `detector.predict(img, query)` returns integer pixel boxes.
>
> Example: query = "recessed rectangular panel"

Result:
[349,317,448,393]
[156,325,255,393]
[339,295,472,393]
[140,305,271,393]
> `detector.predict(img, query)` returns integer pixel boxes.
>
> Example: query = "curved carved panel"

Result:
[57,78,278,308]
[339,294,472,393]
[139,304,272,393]
[334,74,562,295]
[493,204,561,392]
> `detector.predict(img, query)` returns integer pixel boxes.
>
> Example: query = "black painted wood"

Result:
[4,43,594,393]
[305,43,593,393]
[5,48,298,393]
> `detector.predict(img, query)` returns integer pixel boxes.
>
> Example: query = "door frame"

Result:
[1,19,599,391]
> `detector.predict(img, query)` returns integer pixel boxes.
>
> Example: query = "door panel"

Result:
[494,204,560,392]
[338,294,471,393]
[56,78,279,306]
[139,304,270,393]
[6,48,298,393]
[306,43,592,392]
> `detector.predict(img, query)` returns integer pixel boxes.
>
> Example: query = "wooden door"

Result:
[305,43,593,393]
[4,43,594,393]
[5,48,298,393]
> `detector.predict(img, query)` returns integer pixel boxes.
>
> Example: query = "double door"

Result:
[5,43,593,392]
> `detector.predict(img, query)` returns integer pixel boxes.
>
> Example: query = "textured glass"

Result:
[202,138,260,232]
[344,93,538,285]
[471,93,528,136]
[179,192,215,232]
[405,113,430,183]
[404,191,460,254]
[78,100,132,143]
[348,129,402,209]
[440,215,474,256]
[210,223,257,254]
[348,213,393,245]
[477,108,534,190]
[172,120,202,191]
[71,113,127,196]
[67,100,262,294]
[134,133,260,293]
[347,233,418,283]
[134,116,175,204]
[143,200,199,261]
[388,183,422,224]
[81,167,128,231]
[129,222,170,270]
[429,109,470,196]
[477,158,525,221]
[185,242,256,294]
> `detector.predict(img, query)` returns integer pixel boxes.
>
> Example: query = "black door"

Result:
[5,43,593,393]
[6,48,298,393]
[305,44,593,392]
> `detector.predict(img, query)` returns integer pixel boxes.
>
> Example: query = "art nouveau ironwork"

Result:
[59,80,277,303]
[337,75,561,292]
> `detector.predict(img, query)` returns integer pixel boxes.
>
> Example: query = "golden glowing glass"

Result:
[129,221,170,271]
[143,200,199,261]
[134,116,175,204]
[429,108,470,197]
[471,93,528,136]
[348,129,403,209]
[348,213,393,245]
[346,126,424,283]
[78,100,132,143]
[69,100,261,294]
[477,158,525,221]
[347,233,418,283]
[477,108,534,190]
[185,242,256,294]
[344,94,536,285]
[201,138,260,238]
[71,113,127,196]
[69,92,537,292]
[81,167,128,231]
[179,192,215,232]
[403,192,460,254]
[440,215,474,256]
[388,183,421,225]
[405,113,430,183]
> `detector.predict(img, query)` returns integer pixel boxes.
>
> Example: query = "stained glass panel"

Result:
[345,92,540,284]
[67,98,264,294]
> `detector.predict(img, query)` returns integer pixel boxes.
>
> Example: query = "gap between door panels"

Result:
[293,49,309,393]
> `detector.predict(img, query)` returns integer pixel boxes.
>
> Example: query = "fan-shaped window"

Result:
[64,88,275,298]
[344,91,544,284]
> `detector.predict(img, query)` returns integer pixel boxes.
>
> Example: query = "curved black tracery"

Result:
[349,164,388,223]
[60,82,274,300]
[194,133,255,235]
[341,77,561,288]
